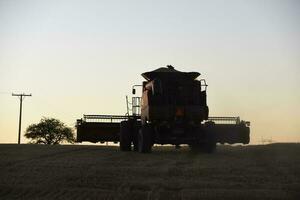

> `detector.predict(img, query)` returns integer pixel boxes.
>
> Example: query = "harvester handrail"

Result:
[207,116,241,124]
[83,115,128,123]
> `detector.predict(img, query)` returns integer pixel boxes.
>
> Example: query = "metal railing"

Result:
[83,115,128,123]
[206,117,241,124]
[81,113,245,126]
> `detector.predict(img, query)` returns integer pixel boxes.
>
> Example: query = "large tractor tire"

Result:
[189,123,216,153]
[189,143,202,152]
[132,121,140,152]
[120,121,132,151]
[138,124,153,153]
[202,131,216,153]
[189,136,216,153]
[202,122,217,153]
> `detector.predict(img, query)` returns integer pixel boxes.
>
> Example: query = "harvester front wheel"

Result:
[120,121,132,151]
[138,124,153,153]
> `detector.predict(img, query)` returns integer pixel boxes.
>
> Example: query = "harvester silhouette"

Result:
[76,66,250,153]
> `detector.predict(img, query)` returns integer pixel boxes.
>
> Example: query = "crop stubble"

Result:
[0,143,299,199]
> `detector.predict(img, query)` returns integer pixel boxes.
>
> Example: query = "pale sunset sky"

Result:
[0,0,299,144]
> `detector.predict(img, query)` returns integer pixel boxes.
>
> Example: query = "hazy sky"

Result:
[0,0,299,144]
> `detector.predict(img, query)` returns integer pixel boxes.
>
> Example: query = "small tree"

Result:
[25,117,75,145]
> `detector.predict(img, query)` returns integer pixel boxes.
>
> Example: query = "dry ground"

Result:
[0,143,299,200]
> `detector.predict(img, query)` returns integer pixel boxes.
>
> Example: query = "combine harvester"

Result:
[76,66,250,153]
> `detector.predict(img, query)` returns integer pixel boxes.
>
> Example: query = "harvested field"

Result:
[0,143,299,200]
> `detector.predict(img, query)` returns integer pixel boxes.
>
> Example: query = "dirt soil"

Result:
[0,143,299,200]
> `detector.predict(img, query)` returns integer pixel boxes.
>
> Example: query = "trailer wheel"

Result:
[138,124,153,153]
[120,121,132,151]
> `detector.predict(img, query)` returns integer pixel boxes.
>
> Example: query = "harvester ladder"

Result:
[126,96,141,116]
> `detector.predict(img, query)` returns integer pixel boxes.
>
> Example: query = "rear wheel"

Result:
[132,121,140,152]
[189,138,216,153]
[189,143,202,152]
[202,122,217,153]
[202,132,216,153]
[189,124,216,153]
[138,124,153,153]
[120,121,132,151]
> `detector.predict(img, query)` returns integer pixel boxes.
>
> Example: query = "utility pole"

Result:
[12,93,32,144]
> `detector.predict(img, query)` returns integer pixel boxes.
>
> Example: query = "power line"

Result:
[12,93,32,144]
